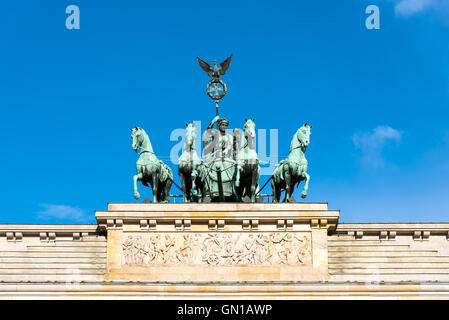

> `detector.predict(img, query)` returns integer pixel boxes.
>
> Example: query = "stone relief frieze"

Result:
[122,232,311,266]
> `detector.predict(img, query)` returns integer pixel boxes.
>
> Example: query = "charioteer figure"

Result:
[203,115,234,164]
[202,115,239,201]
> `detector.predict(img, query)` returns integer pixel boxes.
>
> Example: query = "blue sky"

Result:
[1,0,449,224]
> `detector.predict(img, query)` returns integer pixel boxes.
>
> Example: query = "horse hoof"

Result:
[301,192,307,199]
[134,192,140,199]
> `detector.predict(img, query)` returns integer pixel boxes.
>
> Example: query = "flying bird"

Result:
[197,54,232,79]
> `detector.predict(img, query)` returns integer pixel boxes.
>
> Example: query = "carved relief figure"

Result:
[122,235,149,265]
[176,234,199,264]
[122,232,311,266]
[149,235,162,263]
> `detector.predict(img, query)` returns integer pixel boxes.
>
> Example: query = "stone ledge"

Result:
[2,281,449,299]
[0,224,101,240]
[2,279,449,285]
[106,202,329,212]
[96,202,339,231]
[335,223,449,239]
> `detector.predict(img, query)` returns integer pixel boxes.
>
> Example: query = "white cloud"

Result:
[395,0,433,16]
[394,0,449,18]
[37,204,88,222]
[352,125,402,167]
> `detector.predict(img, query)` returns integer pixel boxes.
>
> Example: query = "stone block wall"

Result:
[1,204,449,298]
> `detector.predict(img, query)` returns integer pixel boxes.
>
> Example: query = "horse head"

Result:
[243,119,256,140]
[131,127,144,152]
[297,123,312,148]
[131,126,153,154]
[185,123,196,149]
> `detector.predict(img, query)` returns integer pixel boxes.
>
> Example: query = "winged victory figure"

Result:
[197,54,233,79]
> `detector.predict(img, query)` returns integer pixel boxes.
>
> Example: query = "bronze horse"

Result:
[131,127,172,203]
[272,124,311,202]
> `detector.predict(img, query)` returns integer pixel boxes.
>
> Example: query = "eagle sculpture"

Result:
[197,54,232,79]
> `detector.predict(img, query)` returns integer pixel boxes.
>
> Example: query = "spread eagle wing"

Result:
[197,57,213,76]
[219,54,232,75]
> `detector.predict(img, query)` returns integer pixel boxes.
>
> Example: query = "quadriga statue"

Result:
[271,123,311,202]
[178,123,208,202]
[131,127,172,203]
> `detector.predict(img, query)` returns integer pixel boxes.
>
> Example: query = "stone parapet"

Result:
[96,203,339,282]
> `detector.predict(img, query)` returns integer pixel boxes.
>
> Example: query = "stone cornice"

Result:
[336,223,449,239]
[95,202,340,232]
[106,202,330,211]
[0,224,100,241]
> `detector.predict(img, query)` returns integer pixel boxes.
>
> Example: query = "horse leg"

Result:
[151,173,158,203]
[271,177,278,203]
[179,172,188,203]
[250,166,259,202]
[301,173,310,198]
[166,180,172,202]
[242,185,248,201]
[290,182,296,200]
[195,178,201,203]
[235,165,240,188]
[199,182,206,203]
[191,170,198,201]
[133,172,143,199]
[284,166,291,202]
[191,179,197,201]
[156,182,162,202]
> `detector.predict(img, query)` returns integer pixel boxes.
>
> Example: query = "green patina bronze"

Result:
[271,123,312,202]
[131,127,172,203]
[197,55,232,101]
[201,115,239,201]
[235,119,260,202]
[197,54,232,117]
[178,123,208,202]
[130,55,313,203]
